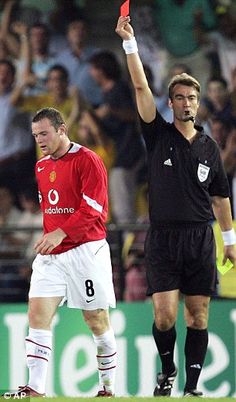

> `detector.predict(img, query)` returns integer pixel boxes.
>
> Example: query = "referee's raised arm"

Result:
[115,16,156,123]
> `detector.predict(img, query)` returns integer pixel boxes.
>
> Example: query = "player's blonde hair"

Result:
[168,73,201,100]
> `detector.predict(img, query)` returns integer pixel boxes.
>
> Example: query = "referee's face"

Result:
[169,84,199,122]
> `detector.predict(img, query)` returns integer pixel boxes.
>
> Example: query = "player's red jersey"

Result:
[35,143,108,254]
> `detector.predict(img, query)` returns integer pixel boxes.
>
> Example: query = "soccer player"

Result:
[116,16,236,397]
[12,107,117,398]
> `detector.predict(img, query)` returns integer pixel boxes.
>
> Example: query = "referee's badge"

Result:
[197,163,210,182]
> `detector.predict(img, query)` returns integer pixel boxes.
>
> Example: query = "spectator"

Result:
[209,117,228,149]
[208,7,236,90]
[11,64,86,157]
[12,21,56,95]
[10,181,43,261]
[49,0,83,36]
[77,109,115,172]
[89,51,144,224]
[0,182,43,302]
[197,77,236,127]
[210,118,236,217]
[48,0,83,54]
[54,18,102,106]
[230,67,236,116]
[124,251,147,302]
[77,109,116,221]
[221,125,236,215]
[9,0,42,26]
[0,59,35,200]
[0,0,20,60]
[0,186,28,303]
[0,186,22,257]
[123,211,149,302]
[153,0,216,92]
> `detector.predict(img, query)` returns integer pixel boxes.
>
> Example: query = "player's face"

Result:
[169,84,199,122]
[32,118,64,157]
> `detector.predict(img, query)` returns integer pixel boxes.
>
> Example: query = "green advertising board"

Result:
[0,300,236,397]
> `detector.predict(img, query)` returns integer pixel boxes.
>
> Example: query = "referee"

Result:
[116,16,236,397]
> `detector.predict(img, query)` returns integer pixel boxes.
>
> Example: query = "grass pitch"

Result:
[31,398,235,402]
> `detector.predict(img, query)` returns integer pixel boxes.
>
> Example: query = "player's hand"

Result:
[223,244,236,268]
[115,16,134,40]
[34,228,67,255]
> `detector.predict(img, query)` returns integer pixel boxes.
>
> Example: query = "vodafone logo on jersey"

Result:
[48,189,59,205]
[45,189,75,215]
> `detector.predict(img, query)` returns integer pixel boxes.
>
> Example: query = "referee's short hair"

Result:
[168,73,201,100]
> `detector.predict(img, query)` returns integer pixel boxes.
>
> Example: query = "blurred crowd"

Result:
[0,0,236,302]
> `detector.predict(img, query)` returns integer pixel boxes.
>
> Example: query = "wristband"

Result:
[222,228,236,246]
[122,37,138,54]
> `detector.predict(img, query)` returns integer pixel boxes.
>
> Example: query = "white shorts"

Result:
[29,239,116,310]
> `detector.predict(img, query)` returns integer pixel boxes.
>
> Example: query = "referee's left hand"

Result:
[223,245,236,268]
[34,228,67,255]
[115,16,134,41]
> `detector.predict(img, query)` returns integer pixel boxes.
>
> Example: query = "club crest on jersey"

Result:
[49,170,56,182]
[197,163,210,182]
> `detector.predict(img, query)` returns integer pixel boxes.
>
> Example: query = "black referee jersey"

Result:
[139,110,230,225]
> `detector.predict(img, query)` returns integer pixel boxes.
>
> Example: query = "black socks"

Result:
[184,327,208,391]
[152,322,208,390]
[152,322,176,375]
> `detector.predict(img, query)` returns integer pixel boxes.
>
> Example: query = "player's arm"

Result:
[212,196,236,266]
[34,228,67,255]
[115,16,156,123]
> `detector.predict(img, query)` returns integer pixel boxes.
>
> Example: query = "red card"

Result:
[120,0,130,17]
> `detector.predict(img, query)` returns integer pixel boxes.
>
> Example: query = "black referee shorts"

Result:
[145,223,217,296]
